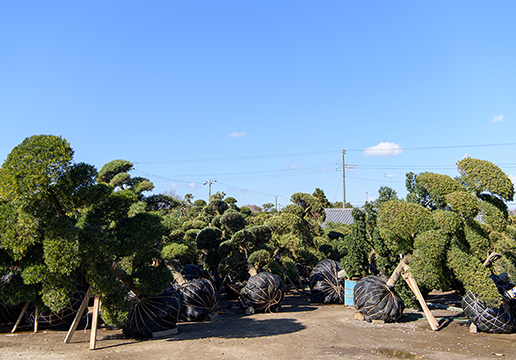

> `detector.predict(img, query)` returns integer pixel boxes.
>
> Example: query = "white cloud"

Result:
[289,164,299,170]
[187,182,196,190]
[363,142,403,157]
[168,182,179,190]
[228,131,247,138]
[492,115,504,123]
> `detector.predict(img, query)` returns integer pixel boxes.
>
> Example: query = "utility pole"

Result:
[342,150,346,209]
[274,196,282,211]
[385,174,397,187]
[204,179,216,198]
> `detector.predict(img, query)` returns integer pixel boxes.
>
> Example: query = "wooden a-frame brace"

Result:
[63,287,102,350]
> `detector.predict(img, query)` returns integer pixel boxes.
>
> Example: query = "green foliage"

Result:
[43,217,81,275]
[219,209,246,234]
[418,172,463,209]
[410,230,451,290]
[338,208,370,278]
[445,191,479,219]
[265,213,306,239]
[463,220,490,257]
[447,245,501,307]
[290,192,326,223]
[457,157,514,201]
[432,210,462,234]
[132,265,173,296]
[270,233,303,254]
[377,200,434,254]
[312,188,331,208]
[247,225,272,246]
[374,186,398,207]
[0,202,39,259]
[96,160,133,184]
[193,199,207,208]
[248,249,271,272]
[100,289,132,327]
[115,213,165,262]
[217,255,249,282]
[161,242,198,265]
[182,219,207,231]
[0,135,73,204]
[479,199,507,232]
[145,194,180,212]
[268,256,299,284]
[196,227,223,250]
[282,204,304,218]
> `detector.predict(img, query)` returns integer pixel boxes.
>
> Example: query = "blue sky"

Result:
[2,1,516,209]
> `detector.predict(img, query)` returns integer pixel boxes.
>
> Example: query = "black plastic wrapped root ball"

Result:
[353,276,404,322]
[239,272,285,313]
[25,285,86,330]
[178,278,219,321]
[180,264,210,281]
[123,288,182,338]
[0,304,25,324]
[0,274,27,325]
[309,259,345,304]
[462,291,516,334]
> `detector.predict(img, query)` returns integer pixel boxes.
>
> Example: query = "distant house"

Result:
[321,208,356,228]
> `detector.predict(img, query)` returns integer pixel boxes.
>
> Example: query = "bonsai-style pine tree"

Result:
[0,135,173,326]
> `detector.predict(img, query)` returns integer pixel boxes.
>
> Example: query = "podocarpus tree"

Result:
[376,158,516,307]
[0,135,172,326]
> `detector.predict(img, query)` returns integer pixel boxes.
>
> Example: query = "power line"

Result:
[133,142,516,165]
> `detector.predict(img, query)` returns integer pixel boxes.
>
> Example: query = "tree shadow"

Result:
[168,316,306,341]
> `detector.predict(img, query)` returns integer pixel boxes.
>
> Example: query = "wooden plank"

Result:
[11,302,30,333]
[89,296,101,350]
[64,287,93,344]
[401,266,439,331]
[34,307,39,333]
[386,256,409,287]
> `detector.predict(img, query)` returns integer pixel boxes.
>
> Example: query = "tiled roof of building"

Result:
[321,208,355,228]
[322,208,485,229]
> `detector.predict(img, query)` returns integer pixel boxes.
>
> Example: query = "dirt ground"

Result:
[0,290,515,360]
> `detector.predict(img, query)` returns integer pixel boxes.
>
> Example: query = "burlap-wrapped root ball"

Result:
[239,272,285,313]
[353,275,404,322]
[462,291,516,334]
[123,288,182,338]
[178,278,219,321]
[309,259,345,304]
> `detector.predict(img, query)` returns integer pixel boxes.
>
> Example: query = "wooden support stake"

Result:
[401,265,439,331]
[64,287,93,344]
[89,296,101,350]
[34,307,39,333]
[470,323,478,333]
[11,302,30,333]
[386,256,409,288]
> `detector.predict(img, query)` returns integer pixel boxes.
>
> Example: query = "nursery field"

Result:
[0,291,515,360]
